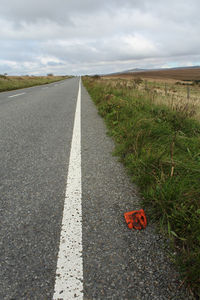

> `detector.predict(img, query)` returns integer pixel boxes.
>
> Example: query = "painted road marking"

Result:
[8,93,26,98]
[53,79,83,300]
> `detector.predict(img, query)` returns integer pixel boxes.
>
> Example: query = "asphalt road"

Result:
[0,78,191,299]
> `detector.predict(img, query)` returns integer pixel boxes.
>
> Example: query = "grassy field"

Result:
[103,77,200,120]
[83,75,200,298]
[0,75,71,92]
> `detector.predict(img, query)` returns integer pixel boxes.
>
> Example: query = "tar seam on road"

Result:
[8,92,26,98]
[53,78,83,300]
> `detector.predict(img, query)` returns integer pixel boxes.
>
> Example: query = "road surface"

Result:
[0,78,190,299]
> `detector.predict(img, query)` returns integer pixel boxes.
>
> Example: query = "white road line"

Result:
[53,79,83,300]
[8,92,26,98]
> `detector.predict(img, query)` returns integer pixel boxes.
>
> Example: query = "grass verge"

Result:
[83,76,200,298]
[0,75,71,92]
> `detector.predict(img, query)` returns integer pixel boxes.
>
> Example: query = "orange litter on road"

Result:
[124,209,147,230]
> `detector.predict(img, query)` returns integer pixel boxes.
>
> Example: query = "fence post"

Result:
[145,80,148,91]
[165,83,167,96]
[187,85,190,100]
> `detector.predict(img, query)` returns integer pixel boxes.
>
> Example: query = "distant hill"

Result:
[106,68,147,76]
[122,68,147,73]
[170,66,200,70]
[104,66,200,81]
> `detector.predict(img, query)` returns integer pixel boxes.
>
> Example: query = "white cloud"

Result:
[0,0,200,75]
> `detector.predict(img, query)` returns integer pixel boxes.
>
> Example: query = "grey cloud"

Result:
[0,0,143,22]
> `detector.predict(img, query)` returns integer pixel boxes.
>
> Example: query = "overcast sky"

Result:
[0,0,200,75]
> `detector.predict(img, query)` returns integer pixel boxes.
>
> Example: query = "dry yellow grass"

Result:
[94,76,200,120]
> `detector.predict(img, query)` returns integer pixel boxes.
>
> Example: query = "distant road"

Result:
[0,78,188,299]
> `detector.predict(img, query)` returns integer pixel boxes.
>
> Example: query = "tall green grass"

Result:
[83,77,200,298]
[0,75,70,92]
